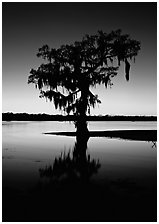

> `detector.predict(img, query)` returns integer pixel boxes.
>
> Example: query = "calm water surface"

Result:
[2,121,157,221]
[3,121,157,188]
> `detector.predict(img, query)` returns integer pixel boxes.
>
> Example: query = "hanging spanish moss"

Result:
[28,29,140,132]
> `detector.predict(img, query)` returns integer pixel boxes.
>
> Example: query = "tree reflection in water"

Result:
[3,134,156,222]
[36,135,156,222]
[37,135,103,221]
[39,134,101,184]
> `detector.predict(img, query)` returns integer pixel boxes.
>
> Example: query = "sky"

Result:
[2,2,157,116]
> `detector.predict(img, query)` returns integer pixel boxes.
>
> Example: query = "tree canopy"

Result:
[28,29,140,116]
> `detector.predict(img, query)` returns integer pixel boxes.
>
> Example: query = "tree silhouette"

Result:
[28,29,140,134]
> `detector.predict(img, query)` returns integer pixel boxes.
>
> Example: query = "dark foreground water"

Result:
[2,121,157,221]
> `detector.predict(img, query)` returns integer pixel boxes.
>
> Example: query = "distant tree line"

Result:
[2,112,157,122]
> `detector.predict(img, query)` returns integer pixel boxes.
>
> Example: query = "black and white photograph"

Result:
[2,2,157,222]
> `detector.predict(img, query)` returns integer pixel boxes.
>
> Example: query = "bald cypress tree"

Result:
[28,29,140,135]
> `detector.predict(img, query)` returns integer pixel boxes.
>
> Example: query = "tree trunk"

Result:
[76,83,89,136]
[76,116,89,136]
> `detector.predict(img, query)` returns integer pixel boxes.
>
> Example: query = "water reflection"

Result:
[39,135,100,184]
[36,136,156,222]
[2,121,157,222]
[33,135,105,221]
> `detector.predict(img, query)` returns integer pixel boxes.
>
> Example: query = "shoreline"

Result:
[44,130,157,142]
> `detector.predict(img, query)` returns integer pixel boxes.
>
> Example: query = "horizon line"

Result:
[2,112,157,117]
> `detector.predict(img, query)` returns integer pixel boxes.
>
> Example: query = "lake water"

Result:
[2,121,157,221]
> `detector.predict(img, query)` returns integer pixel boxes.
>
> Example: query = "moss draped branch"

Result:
[28,29,140,115]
